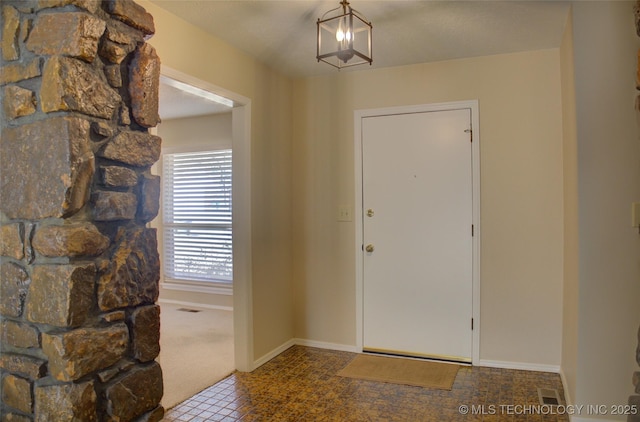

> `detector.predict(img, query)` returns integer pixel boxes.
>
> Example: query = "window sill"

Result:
[161,280,233,296]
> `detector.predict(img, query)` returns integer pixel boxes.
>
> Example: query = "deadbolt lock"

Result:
[367,209,374,217]
[365,244,375,253]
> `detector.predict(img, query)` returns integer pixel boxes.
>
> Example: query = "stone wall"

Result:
[0,0,163,420]
[634,2,640,421]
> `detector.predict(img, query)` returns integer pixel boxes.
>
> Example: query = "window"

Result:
[163,150,232,284]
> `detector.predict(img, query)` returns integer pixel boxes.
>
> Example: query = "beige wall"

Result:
[143,1,294,360]
[143,3,640,394]
[559,11,579,406]
[571,1,640,416]
[292,49,566,366]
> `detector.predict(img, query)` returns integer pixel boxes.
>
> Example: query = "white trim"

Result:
[158,298,233,312]
[161,282,233,296]
[252,339,296,369]
[294,339,358,353]
[478,359,560,374]
[252,339,358,370]
[559,368,573,407]
[232,103,253,372]
[160,75,234,108]
[160,65,254,373]
[354,100,481,364]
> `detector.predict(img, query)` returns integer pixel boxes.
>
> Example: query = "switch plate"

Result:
[338,206,353,222]
[633,202,640,228]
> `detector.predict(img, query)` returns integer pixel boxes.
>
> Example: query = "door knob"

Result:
[367,209,374,217]
[365,244,375,253]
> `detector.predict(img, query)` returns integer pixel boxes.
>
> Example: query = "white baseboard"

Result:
[559,368,573,406]
[294,338,358,353]
[252,339,296,370]
[478,359,560,373]
[158,298,233,312]
[251,339,357,370]
[161,282,233,295]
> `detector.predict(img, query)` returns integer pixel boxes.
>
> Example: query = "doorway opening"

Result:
[152,67,253,408]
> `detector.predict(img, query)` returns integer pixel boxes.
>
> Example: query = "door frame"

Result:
[354,100,481,364]
[160,66,254,372]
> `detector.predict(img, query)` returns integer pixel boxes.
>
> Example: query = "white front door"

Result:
[361,107,474,362]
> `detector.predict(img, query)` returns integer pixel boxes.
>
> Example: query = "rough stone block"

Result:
[34,380,97,422]
[101,166,138,187]
[98,131,161,167]
[0,412,31,422]
[2,6,20,61]
[26,12,106,62]
[0,354,46,380]
[3,85,36,119]
[98,18,141,64]
[37,0,100,13]
[41,56,119,119]
[19,16,31,43]
[636,1,640,37]
[101,310,126,323]
[637,326,640,367]
[97,359,135,384]
[105,17,144,45]
[26,264,95,328]
[129,305,160,362]
[99,39,135,64]
[138,174,160,222]
[130,43,160,128]
[120,103,132,125]
[41,323,129,381]
[0,223,24,259]
[32,223,109,257]
[2,374,32,414]
[0,320,39,349]
[92,191,138,221]
[629,395,640,422]
[104,362,163,421]
[0,116,94,220]
[134,405,164,422]
[98,228,159,311]
[637,96,640,136]
[107,0,155,35]
[92,121,115,138]
[104,64,122,87]
[0,58,41,85]
[0,263,29,318]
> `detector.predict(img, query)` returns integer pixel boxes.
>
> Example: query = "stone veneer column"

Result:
[0,0,163,420]
[633,2,640,421]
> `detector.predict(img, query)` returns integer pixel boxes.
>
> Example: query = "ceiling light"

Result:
[317,0,372,70]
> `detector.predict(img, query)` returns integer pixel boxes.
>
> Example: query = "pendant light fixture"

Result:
[316,0,372,70]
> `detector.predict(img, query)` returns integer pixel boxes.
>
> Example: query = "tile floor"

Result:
[162,345,568,421]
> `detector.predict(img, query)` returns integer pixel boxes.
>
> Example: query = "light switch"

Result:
[338,206,353,222]
[632,202,640,228]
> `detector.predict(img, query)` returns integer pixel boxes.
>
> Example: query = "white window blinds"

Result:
[163,150,232,283]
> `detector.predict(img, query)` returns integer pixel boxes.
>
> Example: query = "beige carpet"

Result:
[337,354,459,390]
[158,302,235,409]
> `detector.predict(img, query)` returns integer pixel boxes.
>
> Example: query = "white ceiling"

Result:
[151,0,571,78]
[155,0,571,120]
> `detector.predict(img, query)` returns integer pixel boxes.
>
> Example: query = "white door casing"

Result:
[355,101,480,364]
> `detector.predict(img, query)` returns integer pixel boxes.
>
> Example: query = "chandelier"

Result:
[316,0,372,70]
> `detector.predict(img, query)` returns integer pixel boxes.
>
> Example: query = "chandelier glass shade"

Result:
[316,0,372,69]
